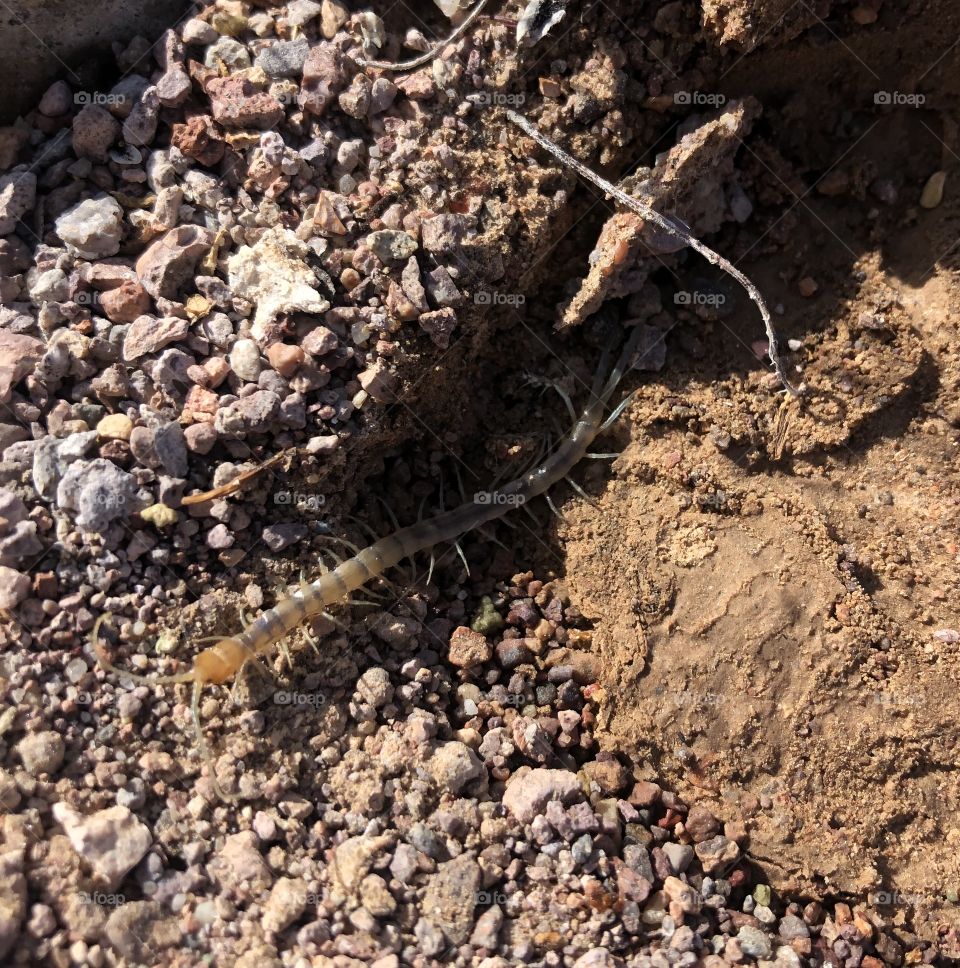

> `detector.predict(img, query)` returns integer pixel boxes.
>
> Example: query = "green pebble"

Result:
[753,884,772,906]
[946,889,958,904]
[470,596,505,635]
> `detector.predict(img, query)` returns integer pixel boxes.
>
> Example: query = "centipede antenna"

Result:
[600,388,641,431]
[316,533,363,556]
[191,679,237,802]
[506,109,797,396]
[532,377,578,423]
[453,540,471,577]
[92,614,195,686]
[417,494,429,521]
[344,514,381,545]
[376,496,403,533]
[585,452,620,459]
[544,494,566,521]
[452,462,469,504]
[566,478,599,508]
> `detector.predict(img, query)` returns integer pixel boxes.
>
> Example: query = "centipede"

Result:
[93,324,647,801]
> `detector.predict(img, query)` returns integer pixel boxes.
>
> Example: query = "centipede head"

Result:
[193,639,249,686]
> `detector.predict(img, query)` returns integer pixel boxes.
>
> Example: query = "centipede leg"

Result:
[566,478,599,508]
[600,388,640,431]
[192,680,237,802]
[545,494,566,522]
[453,540,471,577]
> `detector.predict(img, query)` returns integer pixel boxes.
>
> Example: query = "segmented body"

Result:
[217,327,642,678]
[95,326,644,798]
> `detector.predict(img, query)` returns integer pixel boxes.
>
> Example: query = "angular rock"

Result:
[0,168,36,235]
[227,226,329,339]
[55,196,124,259]
[122,315,190,361]
[0,331,43,401]
[427,741,484,794]
[421,855,481,945]
[207,76,285,129]
[52,803,152,891]
[72,105,120,161]
[135,225,214,299]
[56,458,138,530]
[503,768,583,823]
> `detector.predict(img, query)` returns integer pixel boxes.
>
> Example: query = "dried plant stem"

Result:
[357,0,490,72]
[506,109,798,395]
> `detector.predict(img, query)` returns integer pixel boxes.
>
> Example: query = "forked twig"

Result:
[357,0,490,71]
[506,110,798,396]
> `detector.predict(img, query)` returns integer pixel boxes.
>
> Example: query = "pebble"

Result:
[39,80,72,116]
[0,168,36,235]
[262,522,307,551]
[503,768,583,823]
[96,414,133,441]
[427,741,484,794]
[56,458,138,530]
[55,197,124,258]
[368,229,418,263]
[737,925,773,959]
[262,878,308,933]
[135,224,214,300]
[72,105,120,161]
[255,38,310,78]
[229,338,262,381]
[0,566,30,609]
[52,803,152,890]
[920,169,947,209]
[17,730,65,776]
[448,625,493,668]
[122,315,190,361]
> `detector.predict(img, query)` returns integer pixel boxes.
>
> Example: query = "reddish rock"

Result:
[171,115,225,166]
[72,104,120,161]
[397,70,436,101]
[300,43,353,116]
[135,225,214,299]
[266,343,304,377]
[448,626,493,668]
[628,780,661,807]
[581,758,630,795]
[0,331,44,402]
[685,804,721,842]
[418,307,457,349]
[207,77,285,130]
[100,281,151,323]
